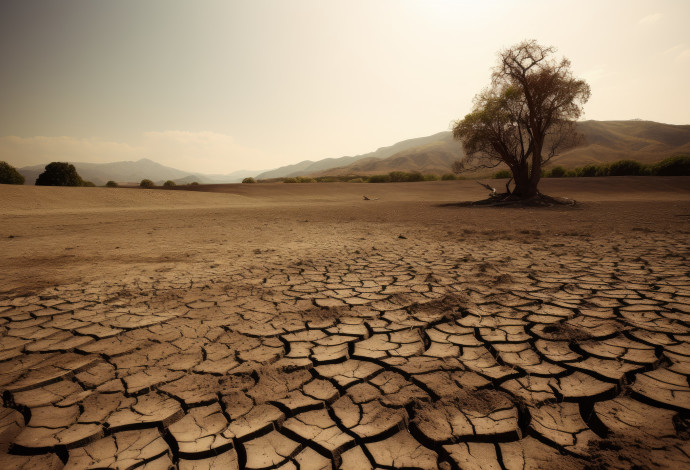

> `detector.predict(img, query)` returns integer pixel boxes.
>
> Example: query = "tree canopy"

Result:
[0,161,25,185]
[35,162,84,186]
[452,40,590,199]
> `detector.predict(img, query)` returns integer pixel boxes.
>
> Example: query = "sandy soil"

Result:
[1,177,689,469]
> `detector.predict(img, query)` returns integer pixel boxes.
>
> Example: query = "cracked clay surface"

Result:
[1,179,689,469]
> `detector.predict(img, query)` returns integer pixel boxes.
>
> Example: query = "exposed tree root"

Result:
[456,192,578,207]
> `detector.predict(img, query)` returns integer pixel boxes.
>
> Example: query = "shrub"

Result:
[423,174,439,181]
[348,178,365,183]
[406,171,425,182]
[548,166,566,178]
[493,170,512,179]
[35,162,84,186]
[441,173,457,180]
[106,180,118,187]
[140,179,155,188]
[163,180,176,187]
[82,181,96,187]
[296,176,316,183]
[242,177,256,184]
[0,161,25,184]
[595,165,610,177]
[607,159,644,176]
[190,181,200,185]
[651,154,690,176]
[388,171,408,182]
[283,177,298,183]
[368,174,391,183]
[575,164,599,177]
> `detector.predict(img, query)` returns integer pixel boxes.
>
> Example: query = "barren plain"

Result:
[1,177,689,469]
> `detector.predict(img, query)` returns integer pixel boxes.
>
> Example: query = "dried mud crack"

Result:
[1,236,689,470]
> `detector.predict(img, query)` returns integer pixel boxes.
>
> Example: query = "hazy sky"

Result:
[1,0,689,174]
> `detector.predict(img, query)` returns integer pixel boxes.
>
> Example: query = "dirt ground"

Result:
[1,177,689,469]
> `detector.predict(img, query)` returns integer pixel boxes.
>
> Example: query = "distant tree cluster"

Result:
[35,162,94,187]
[0,161,25,185]
[493,155,690,179]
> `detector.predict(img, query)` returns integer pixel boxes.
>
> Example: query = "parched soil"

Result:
[0,177,689,469]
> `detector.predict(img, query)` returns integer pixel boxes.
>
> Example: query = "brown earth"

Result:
[1,177,689,469]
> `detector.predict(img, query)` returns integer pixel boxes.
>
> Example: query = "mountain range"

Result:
[14,120,690,185]
[262,120,690,178]
[17,159,257,186]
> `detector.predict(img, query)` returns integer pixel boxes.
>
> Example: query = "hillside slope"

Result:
[255,132,450,179]
[18,159,256,186]
[305,120,690,177]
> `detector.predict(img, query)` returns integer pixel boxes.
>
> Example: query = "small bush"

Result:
[242,177,256,184]
[106,180,118,187]
[441,173,457,180]
[163,180,176,187]
[595,165,610,177]
[296,176,316,183]
[607,159,644,176]
[0,161,25,184]
[283,177,298,183]
[548,166,566,178]
[406,171,425,182]
[36,162,84,186]
[388,171,408,182]
[140,179,155,188]
[575,164,599,177]
[651,154,690,176]
[493,170,512,179]
[368,174,391,183]
[423,174,439,181]
[190,181,200,185]
[82,181,96,187]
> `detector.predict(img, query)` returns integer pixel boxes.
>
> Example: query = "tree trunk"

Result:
[511,165,532,198]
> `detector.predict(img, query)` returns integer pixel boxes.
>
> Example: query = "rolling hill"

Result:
[262,120,690,178]
[17,159,257,186]
[255,132,450,179]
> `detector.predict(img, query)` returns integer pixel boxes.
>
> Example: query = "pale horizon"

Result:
[1,0,689,174]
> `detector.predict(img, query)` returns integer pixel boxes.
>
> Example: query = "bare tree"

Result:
[452,40,590,199]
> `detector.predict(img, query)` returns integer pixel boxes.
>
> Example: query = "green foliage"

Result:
[387,171,424,182]
[368,174,391,183]
[35,162,84,186]
[0,161,25,185]
[548,166,567,178]
[81,181,96,187]
[296,176,316,183]
[492,170,512,179]
[575,164,599,177]
[105,180,118,187]
[163,180,176,187]
[242,177,256,183]
[283,177,298,183]
[651,154,690,176]
[606,159,644,176]
[190,181,200,185]
[423,174,439,181]
[441,173,457,180]
[387,171,408,182]
[140,179,155,188]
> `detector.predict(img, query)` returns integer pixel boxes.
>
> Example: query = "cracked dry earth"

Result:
[1,181,689,469]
